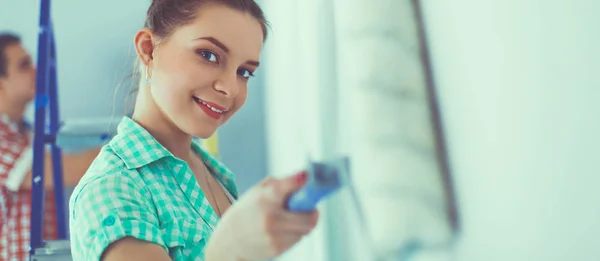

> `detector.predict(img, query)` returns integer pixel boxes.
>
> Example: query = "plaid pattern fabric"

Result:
[69,117,238,261]
[0,115,57,261]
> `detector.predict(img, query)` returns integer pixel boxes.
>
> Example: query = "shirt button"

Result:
[103,216,116,227]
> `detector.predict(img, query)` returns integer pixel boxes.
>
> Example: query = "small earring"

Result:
[145,66,152,84]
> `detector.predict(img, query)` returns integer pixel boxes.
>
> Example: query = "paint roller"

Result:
[285,157,350,212]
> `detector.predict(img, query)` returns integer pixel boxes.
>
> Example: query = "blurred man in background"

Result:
[0,33,100,261]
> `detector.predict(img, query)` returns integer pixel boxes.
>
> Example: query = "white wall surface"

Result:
[422,1,600,261]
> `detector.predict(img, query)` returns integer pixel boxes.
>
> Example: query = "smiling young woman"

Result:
[68,1,319,261]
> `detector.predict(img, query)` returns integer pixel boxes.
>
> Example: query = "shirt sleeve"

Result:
[4,146,32,191]
[69,172,166,260]
[0,135,31,191]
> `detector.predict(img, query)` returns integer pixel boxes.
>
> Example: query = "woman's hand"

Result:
[205,172,319,261]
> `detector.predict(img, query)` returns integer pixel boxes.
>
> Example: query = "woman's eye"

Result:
[200,50,218,63]
[237,68,255,79]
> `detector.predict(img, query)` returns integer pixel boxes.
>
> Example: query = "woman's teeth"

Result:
[194,97,224,114]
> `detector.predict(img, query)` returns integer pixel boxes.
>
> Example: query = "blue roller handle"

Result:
[286,159,347,212]
[286,182,340,212]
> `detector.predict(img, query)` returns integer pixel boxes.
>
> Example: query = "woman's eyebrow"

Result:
[195,36,229,53]
[195,36,260,67]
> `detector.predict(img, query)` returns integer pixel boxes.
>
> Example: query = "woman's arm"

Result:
[70,172,170,260]
[204,233,246,261]
[101,237,172,261]
[203,173,319,261]
[19,147,101,190]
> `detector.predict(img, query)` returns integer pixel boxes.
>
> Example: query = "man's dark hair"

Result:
[0,33,21,77]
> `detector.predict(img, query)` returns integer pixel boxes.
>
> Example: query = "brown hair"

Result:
[146,0,268,42]
[0,33,21,77]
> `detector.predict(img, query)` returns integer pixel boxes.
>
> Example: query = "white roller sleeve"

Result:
[58,117,120,135]
[5,146,33,191]
[333,0,454,259]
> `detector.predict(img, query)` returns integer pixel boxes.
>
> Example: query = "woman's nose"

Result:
[213,73,239,98]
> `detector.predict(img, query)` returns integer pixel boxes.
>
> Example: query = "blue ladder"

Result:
[30,0,69,256]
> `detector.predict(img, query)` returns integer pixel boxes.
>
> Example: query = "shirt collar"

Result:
[108,117,174,169]
[108,118,235,181]
[193,140,239,198]
[109,116,239,200]
[0,114,29,135]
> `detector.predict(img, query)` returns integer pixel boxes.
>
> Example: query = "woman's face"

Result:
[142,4,264,139]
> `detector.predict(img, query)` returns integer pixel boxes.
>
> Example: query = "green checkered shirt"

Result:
[69,117,238,261]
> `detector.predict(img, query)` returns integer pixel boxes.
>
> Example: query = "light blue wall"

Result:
[0,1,147,120]
[218,72,267,194]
